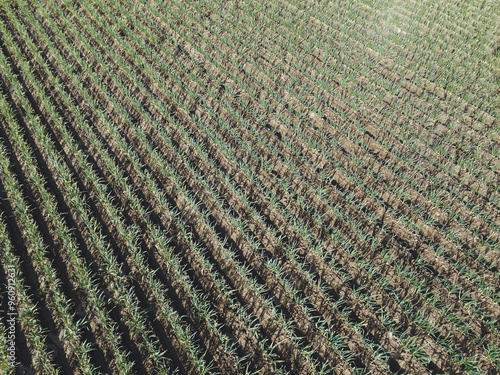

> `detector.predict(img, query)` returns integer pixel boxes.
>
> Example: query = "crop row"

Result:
[0,0,498,374]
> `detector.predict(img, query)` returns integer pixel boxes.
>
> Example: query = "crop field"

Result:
[0,0,499,373]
